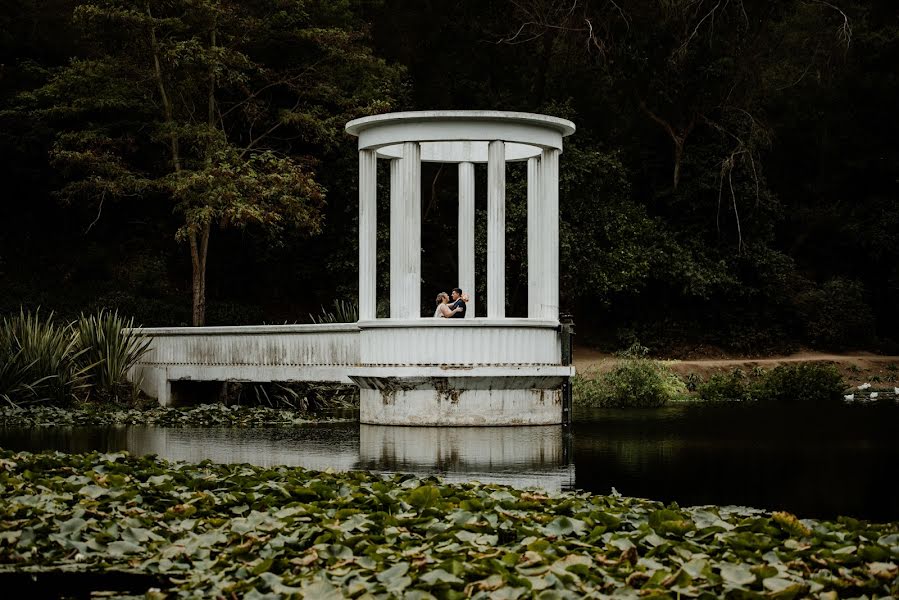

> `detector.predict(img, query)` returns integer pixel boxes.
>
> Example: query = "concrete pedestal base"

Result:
[349,366,572,426]
[358,387,561,426]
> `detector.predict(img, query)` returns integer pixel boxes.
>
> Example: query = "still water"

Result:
[2,403,897,521]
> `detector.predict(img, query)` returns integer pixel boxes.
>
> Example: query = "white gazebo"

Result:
[344,111,576,426]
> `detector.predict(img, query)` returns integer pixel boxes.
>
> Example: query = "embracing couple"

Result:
[434,288,468,319]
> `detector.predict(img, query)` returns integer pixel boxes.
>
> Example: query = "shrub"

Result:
[796,278,877,350]
[749,363,846,403]
[574,359,688,408]
[234,381,359,411]
[1,308,152,407]
[0,309,88,406]
[75,309,152,403]
[697,370,752,402]
[310,299,358,324]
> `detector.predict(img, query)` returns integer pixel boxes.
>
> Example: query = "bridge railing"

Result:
[136,323,360,367]
[129,323,360,405]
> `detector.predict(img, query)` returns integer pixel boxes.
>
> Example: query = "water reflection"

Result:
[125,425,361,472]
[3,402,898,519]
[358,425,574,491]
[0,423,574,492]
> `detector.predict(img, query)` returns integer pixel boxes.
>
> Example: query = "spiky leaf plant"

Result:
[0,309,88,406]
[309,299,359,324]
[75,309,152,403]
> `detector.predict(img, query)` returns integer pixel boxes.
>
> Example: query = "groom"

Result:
[448,287,467,319]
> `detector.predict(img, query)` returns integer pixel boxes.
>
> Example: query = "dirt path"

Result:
[573,346,899,386]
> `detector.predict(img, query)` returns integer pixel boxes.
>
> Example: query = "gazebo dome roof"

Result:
[345,110,576,164]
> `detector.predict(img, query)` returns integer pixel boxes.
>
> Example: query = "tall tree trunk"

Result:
[185,18,218,327]
[190,224,211,326]
[640,102,695,191]
[147,3,181,173]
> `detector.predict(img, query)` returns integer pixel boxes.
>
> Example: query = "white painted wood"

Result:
[527,156,540,318]
[358,150,377,320]
[377,141,540,163]
[541,148,560,320]
[135,324,360,367]
[349,364,573,378]
[357,321,560,365]
[399,142,422,318]
[389,158,401,318]
[346,111,576,155]
[347,110,576,136]
[487,140,506,318]
[458,161,476,318]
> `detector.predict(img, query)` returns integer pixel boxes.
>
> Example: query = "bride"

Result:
[434,292,453,318]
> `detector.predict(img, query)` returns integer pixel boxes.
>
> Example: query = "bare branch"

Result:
[776,60,814,91]
[607,0,630,32]
[673,0,721,60]
[805,0,852,48]
[85,191,105,234]
[495,21,540,44]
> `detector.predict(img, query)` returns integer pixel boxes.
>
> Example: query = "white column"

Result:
[541,148,560,320]
[389,159,401,318]
[399,142,421,319]
[527,156,541,319]
[358,149,377,320]
[487,140,505,319]
[458,162,476,318]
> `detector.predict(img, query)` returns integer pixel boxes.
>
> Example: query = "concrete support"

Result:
[389,159,401,318]
[527,156,542,318]
[487,141,505,318]
[398,142,421,318]
[358,149,377,320]
[540,148,560,320]
[458,162,476,318]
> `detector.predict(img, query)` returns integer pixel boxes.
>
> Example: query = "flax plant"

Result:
[76,310,151,403]
[0,309,88,406]
[309,299,359,324]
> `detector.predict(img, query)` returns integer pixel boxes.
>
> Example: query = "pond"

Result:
[2,402,897,521]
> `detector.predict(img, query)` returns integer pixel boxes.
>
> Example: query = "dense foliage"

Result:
[0,450,896,597]
[574,359,688,408]
[0,308,149,406]
[1,0,897,353]
[696,364,848,403]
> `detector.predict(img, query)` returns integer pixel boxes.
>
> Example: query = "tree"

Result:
[26,0,401,324]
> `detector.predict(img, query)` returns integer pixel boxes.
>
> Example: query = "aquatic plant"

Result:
[0,403,353,428]
[0,450,896,598]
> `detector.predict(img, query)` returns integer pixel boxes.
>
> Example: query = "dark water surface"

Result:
[2,402,897,521]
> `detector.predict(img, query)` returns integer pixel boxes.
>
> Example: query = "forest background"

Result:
[1,0,896,357]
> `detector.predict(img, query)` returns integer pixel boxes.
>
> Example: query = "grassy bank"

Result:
[571,348,898,408]
[0,450,897,598]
